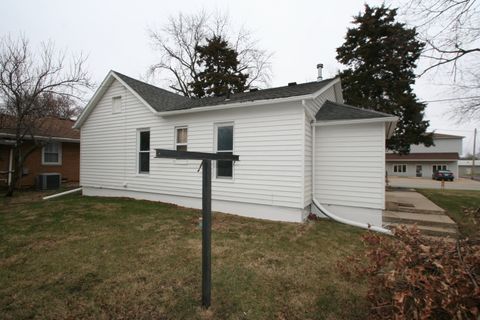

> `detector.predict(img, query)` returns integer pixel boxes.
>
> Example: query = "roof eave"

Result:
[157,77,340,117]
[312,116,398,127]
[156,93,315,116]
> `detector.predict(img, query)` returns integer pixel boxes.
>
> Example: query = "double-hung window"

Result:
[175,127,188,151]
[216,124,234,178]
[432,164,447,173]
[42,142,61,165]
[138,129,150,174]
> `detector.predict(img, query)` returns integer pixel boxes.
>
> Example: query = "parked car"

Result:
[432,170,454,181]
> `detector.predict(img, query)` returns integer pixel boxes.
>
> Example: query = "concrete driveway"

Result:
[388,177,480,190]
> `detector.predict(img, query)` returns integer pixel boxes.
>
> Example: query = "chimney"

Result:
[316,63,323,81]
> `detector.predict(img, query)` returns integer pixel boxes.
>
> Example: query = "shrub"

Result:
[339,226,480,319]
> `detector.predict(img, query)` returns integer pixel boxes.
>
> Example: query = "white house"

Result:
[386,133,463,179]
[74,69,397,227]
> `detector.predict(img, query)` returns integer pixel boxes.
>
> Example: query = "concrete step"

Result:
[383,210,456,229]
[384,222,459,238]
[386,203,445,215]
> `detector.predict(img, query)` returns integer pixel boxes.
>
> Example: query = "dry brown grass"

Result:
[0,192,369,319]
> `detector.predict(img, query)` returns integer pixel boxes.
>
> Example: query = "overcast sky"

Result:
[1,0,477,154]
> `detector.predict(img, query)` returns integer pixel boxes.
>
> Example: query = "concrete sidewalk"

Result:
[384,190,458,238]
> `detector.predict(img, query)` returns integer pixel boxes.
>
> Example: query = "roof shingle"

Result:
[316,100,393,121]
[113,71,337,112]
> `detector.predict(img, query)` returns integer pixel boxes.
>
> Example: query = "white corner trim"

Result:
[313,116,398,127]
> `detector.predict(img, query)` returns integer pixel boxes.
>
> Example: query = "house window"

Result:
[175,127,188,151]
[42,142,62,165]
[112,96,122,113]
[393,164,406,173]
[215,123,233,178]
[433,164,447,173]
[138,129,150,174]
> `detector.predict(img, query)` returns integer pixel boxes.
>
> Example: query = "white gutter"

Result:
[0,133,80,143]
[157,94,314,116]
[43,187,82,200]
[313,116,398,127]
[310,117,393,235]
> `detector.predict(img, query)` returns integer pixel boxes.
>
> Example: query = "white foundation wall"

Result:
[80,79,306,222]
[83,187,307,222]
[313,122,386,226]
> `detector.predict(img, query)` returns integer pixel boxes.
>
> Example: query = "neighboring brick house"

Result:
[386,133,463,179]
[0,117,80,188]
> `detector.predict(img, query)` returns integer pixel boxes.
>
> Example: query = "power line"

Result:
[423,96,480,103]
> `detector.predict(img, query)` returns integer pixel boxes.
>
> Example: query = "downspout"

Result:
[309,112,392,235]
[7,147,13,186]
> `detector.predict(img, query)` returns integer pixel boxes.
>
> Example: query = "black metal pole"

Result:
[202,159,212,308]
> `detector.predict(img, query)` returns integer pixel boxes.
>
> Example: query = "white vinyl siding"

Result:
[314,122,385,210]
[80,79,305,209]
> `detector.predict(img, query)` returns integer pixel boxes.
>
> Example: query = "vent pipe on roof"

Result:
[316,63,323,81]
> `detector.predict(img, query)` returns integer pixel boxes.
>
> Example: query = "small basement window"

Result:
[42,142,62,165]
[112,96,122,114]
[393,164,406,173]
[138,129,150,174]
[215,123,234,178]
[175,127,188,151]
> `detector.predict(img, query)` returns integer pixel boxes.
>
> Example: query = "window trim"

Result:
[112,96,122,114]
[137,128,150,175]
[393,164,407,173]
[174,126,188,151]
[42,142,62,166]
[214,122,235,180]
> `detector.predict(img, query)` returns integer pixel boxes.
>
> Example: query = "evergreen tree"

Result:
[336,5,433,153]
[189,35,248,98]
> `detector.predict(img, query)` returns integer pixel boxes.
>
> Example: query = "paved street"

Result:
[388,177,480,191]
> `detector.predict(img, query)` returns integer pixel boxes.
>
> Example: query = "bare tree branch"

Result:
[0,34,92,196]
[147,11,272,97]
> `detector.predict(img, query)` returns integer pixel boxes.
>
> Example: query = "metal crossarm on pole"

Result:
[154,149,239,308]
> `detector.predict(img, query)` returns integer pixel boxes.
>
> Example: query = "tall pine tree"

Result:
[189,36,248,98]
[336,5,433,154]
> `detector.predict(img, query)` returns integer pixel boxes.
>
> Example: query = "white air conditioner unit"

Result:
[36,173,61,190]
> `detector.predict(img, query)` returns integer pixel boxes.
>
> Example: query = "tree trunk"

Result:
[5,147,21,197]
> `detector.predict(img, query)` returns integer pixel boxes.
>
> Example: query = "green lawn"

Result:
[0,193,368,319]
[417,189,480,238]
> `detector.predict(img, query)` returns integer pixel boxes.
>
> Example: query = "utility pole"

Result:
[472,128,477,180]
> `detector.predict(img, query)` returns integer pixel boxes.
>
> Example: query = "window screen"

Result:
[139,130,150,173]
[176,127,188,151]
[216,125,233,178]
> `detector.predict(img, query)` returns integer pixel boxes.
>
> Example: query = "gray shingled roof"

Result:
[113,71,336,112]
[113,72,189,111]
[316,100,393,121]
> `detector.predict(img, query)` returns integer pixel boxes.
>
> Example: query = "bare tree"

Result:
[403,0,480,76]
[400,0,480,119]
[148,11,272,97]
[0,35,92,196]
